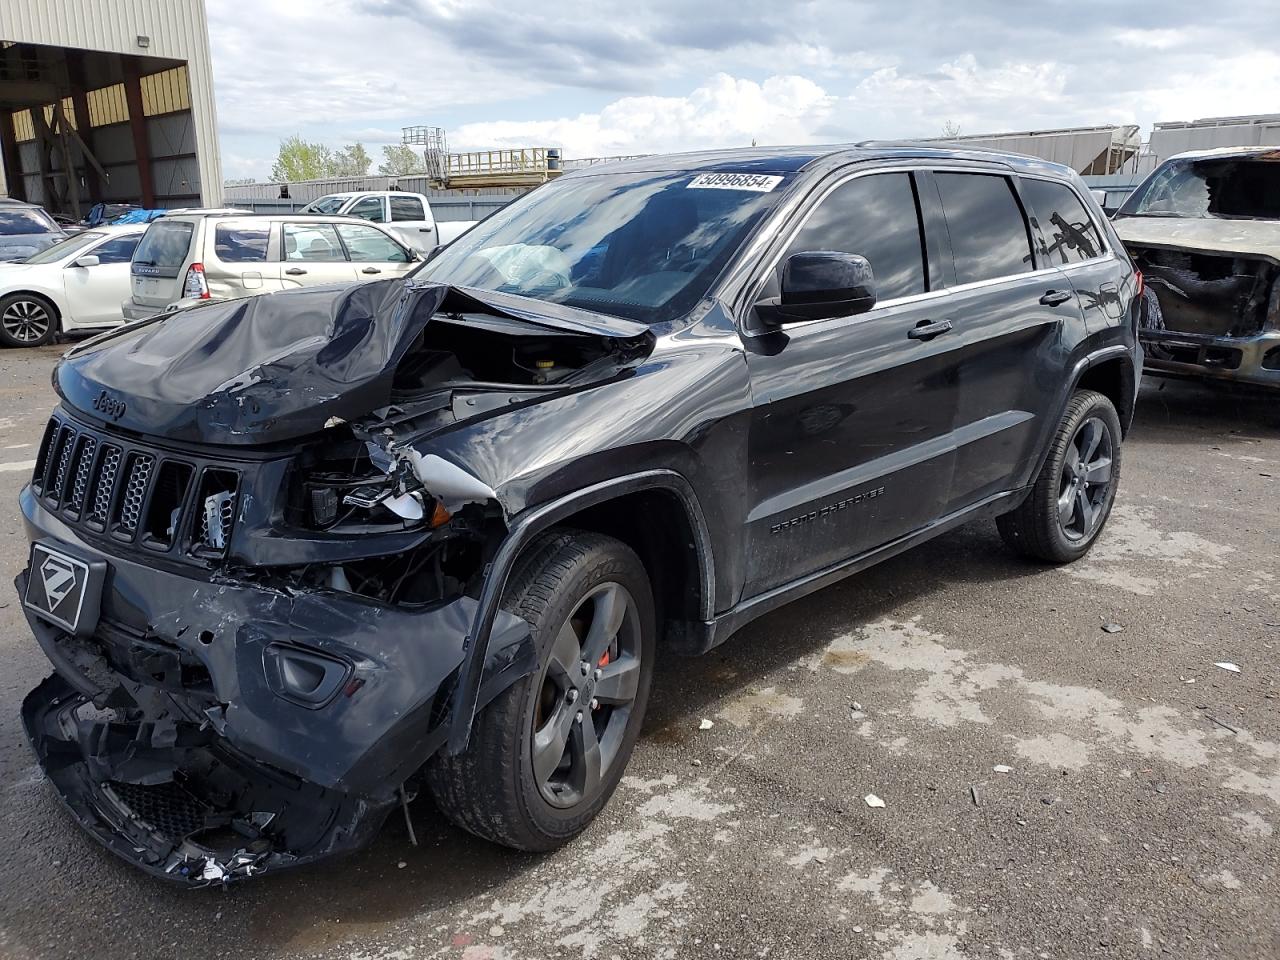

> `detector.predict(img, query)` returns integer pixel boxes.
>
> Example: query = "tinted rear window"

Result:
[935,173,1034,284]
[785,172,926,301]
[133,221,195,276]
[390,196,425,221]
[215,224,270,262]
[0,208,56,235]
[1020,179,1105,264]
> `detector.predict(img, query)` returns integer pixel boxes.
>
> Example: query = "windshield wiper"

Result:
[133,259,157,266]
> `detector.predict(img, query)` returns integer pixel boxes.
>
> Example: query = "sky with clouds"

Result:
[206,0,1280,181]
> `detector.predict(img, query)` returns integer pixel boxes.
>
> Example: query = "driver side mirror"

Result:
[758,251,877,324]
[72,254,100,268]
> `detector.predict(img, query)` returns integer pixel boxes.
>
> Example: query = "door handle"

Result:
[1100,282,1118,294]
[420,226,434,233]
[285,267,307,276]
[361,267,382,274]
[1039,289,1073,307]
[907,319,952,341]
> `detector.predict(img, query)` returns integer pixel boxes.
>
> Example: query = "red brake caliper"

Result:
[594,650,611,709]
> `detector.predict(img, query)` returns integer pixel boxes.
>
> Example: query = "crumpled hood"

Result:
[55,278,649,446]
[1114,216,1280,262]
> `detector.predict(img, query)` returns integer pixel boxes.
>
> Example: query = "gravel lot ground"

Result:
[0,343,1276,960]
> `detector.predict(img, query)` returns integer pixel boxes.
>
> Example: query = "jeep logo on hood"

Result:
[92,390,126,421]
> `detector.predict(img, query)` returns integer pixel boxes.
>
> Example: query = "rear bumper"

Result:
[121,298,165,322]
[1140,327,1280,388]
[16,487,537,884]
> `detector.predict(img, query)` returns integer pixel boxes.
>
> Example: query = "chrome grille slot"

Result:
[67,436,98,515]
[142,461,194,549]
[87,444,121,528]
[44,425,76,504]
[195,469,239,555]
[31,418,59,494]
[114,453,155,537]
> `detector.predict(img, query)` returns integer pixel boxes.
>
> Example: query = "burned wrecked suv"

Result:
[1114,146,1280,387]
[18,145,1141,884]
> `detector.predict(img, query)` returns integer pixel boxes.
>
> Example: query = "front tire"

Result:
[997,389,1122,563]
[427,530,655,851]
[0,293,58,348]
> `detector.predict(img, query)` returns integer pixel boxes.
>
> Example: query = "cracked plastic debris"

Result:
[403,449,498,511]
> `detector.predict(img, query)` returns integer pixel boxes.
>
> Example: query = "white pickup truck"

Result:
[299,191,476,253]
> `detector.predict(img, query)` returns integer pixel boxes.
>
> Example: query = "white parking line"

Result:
[0,459,37,473]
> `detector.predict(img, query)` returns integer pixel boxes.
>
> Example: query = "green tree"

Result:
[270,135,333,182]
[378,144,426,176]
[332,142,372,177]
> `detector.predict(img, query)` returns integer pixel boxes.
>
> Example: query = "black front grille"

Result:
[31,413,241,559]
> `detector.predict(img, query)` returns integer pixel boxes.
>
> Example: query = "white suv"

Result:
[122,210,421,321]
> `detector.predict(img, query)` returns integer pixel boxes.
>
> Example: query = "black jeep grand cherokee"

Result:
[18,144,1141,884]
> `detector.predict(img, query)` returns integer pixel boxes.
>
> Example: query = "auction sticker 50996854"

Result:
[687,173,784,192]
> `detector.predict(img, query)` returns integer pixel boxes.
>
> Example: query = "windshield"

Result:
[0,207,57,235]
[1118,156,1280,220]
[300,196,349,215]
[418,170,791,323]
[22,231,106,265]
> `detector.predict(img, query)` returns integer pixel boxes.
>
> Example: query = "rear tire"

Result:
[426,530,655,851]
[0,293,58,348]
[997,389,1122,563]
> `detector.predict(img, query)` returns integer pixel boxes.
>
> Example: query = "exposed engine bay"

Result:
[1132,246,1280,338]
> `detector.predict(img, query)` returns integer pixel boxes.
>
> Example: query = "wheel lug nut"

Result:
[580,662,590,677]
[593,668,602,681]
[574,711,583,724]
[566,689,578,704]
[590,698,599,710]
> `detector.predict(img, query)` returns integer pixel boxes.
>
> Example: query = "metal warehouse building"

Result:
[0,0,222,215]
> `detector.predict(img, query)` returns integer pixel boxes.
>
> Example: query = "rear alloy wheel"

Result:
[997,389,1122,563]
[0,294,57,348]
[427,530,655,851]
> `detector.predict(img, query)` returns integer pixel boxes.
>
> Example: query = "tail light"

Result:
[1134,269,1144,298]
[182,262,210,299]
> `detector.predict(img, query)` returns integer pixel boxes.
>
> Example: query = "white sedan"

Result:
[0,224,145,348]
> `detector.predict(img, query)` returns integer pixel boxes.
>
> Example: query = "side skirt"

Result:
[694,487,1029,654]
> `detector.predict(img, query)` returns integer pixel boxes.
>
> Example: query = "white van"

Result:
[122,211,420,321]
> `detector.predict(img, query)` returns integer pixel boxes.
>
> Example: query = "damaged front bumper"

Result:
[17,488,536,885]
[1140,326,1280,387]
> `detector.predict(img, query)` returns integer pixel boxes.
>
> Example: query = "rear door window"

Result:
[785,172,927,301]
[132,220,195,277]
[934,173,1034,284]
[348,196,387,222]
[284,223,345,261]
[1019,179,1106,264]
[214,223,270,262]
[335,223,409,262]
[390,196,426,221]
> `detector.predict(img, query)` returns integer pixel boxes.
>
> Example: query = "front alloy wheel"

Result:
[0,295,56,348]
[532,582,642,808]
[427,530,655,851]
